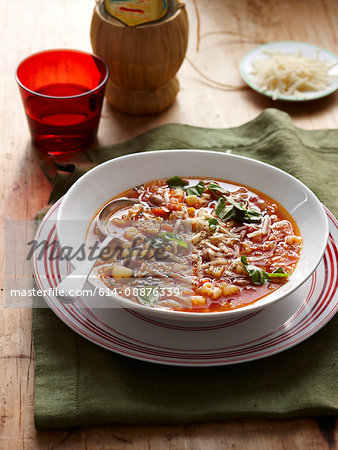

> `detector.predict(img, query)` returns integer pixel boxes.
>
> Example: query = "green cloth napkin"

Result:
[34,108,338,429]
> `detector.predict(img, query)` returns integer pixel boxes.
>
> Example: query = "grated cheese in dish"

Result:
[250,51,335,99]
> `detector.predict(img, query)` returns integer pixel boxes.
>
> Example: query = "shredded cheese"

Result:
[250,51,335,99]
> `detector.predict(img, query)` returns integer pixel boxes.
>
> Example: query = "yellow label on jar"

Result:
[104,0,168,26]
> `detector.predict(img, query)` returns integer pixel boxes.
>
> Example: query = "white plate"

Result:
[32,199,338,367]
[55,150,329,321]
[240,41,338,101]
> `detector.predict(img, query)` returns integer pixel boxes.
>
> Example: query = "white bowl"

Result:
[56,150,329,321]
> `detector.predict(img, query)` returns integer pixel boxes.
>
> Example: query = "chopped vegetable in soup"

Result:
[86,177,302,312]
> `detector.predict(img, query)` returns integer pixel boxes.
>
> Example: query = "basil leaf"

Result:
[157,232,188,248]
[215,196,261,223]
[146,236,167,248]
[268,268,290,278]
[208,182,229,196]
[215,198,226,217]
[244,208,262,223]
[146,235,171,249]
[137,286,159,307]
[247,266,269,285]
[241,255,249,265]
[186,181,205,197]
[227,196,245,209]
[206,217,219,231]
[227,197,262,223]
[166,176,188,189]
[215,198,236,221]
[241,257,290,284]
[241,255,269,285]
[272,268,286,273]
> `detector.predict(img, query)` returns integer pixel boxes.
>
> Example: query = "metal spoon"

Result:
[57,197,142,303]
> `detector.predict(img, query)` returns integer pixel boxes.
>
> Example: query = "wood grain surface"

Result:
[0,0,337,448]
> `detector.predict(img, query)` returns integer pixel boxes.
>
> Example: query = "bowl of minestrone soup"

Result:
[56,150,329,321]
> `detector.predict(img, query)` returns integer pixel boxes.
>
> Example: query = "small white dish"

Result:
[240,41,338,101]
[33,201,338,366]
[55,150,329,321]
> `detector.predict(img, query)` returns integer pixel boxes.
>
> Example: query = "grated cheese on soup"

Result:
[250,51,335,99]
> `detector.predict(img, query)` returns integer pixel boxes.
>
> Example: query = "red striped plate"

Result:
[32,199,338,366]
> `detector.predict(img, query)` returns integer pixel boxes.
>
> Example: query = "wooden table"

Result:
[1,0,337,448]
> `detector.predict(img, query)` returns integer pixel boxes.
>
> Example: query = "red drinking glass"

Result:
[16,49,108,155]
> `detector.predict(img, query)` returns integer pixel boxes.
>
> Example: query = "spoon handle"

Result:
[57,235,113,303]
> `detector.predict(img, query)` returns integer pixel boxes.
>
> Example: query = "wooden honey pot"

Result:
[90,0,189,115]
